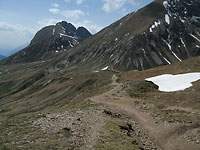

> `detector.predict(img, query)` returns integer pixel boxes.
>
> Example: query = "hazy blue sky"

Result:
[0,0,153,55]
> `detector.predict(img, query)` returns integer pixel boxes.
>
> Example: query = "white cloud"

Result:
[49,8,84,21]
[52,3,59,8]
[76,0,84,4]
[0,19,63,54]
[103,0,125,13]
[64,0,71,2]
[128,0,142,6]
[103,0,142,13]
[121,8,127,15]
[62,10,84,20]
[64,0,85,5]
[37,19,62,29]
[0,22,36,52]
[72,20,103,34]
[49,8,60,14]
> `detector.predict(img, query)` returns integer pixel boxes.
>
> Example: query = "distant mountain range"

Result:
[0,55,6,61]
[7,43,29,56]
[1,0,200,72]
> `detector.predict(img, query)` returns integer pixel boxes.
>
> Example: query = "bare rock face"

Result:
[2,21,91,64]
[53,0,200,71]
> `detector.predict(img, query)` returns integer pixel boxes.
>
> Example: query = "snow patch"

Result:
[165,14,170,24]
[149,20,161,32]
[53,28,55,35]
[180,38,186,48]
[191,16,200,22]
[163,1,168,9]
[159,52,171,64]
[125,33,130,37]
[190,34,200,43]
[163,39,182,62]
[60,33,75,39]
[146,73,200,92]
[196,45,200,48]
[101,66,108,71]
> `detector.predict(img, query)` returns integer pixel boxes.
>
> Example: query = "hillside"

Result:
[0,0,200,149]
[0,54,200,149]
[45,0,200,72]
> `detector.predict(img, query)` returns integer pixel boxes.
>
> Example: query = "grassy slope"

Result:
[121,56,200,123]
[0,56,200,149]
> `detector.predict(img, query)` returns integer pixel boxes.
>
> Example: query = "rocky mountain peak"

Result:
[76,27,93,39]
[1,21,92,64]
[57,21,76,32]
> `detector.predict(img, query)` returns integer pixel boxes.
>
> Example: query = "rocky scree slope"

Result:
[1,21,91,64]
[52,0,200,72]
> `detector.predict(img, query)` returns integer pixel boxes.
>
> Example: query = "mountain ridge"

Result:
[1,0,200,72]
[1,21,92,64]
[49,0,200,71]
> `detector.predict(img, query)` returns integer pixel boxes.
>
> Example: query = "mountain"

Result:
[0,55,6,61]
[1,1,200,149]
[1,21,92,64]
[49,0,200,71]
[2,0,200,71]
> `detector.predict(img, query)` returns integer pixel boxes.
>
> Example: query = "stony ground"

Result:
[29,74,200,150]
[1,57,200,150]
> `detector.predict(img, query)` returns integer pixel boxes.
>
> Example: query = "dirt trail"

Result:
[90,74,200,150]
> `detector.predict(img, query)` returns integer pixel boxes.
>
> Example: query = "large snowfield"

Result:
[146,73,200,92]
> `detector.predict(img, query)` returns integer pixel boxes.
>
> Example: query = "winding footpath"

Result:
[89,74,200,150]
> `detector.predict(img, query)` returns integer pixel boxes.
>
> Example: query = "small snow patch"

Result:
[196,45,200,48]
[101,66,108,71]
[163,1,168,8]
[149,20,161,32]
[165,14,170,24]
[146,73,200,92]
[180,38,186,48]
[53,28,55,35]
[190,34,200,43]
